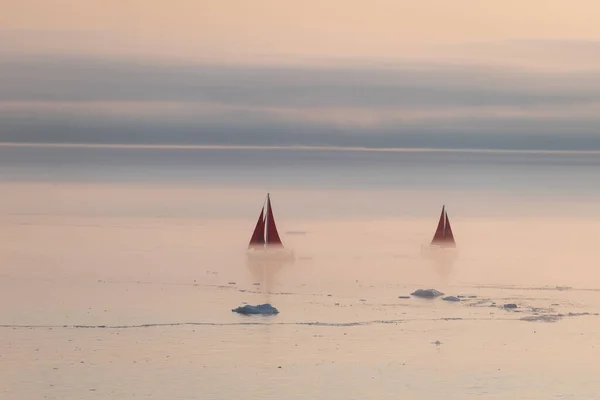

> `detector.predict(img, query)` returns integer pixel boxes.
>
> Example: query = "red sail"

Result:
[265,196,284,247]
[431,205,456,247]
[248,208,265,248]
[443,213,457,247]
[431,206,446,245]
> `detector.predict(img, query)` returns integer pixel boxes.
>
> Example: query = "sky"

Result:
[2,0,600,149]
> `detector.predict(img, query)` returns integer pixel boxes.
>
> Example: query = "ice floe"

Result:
[411,289,444,298]
[232,304,279,315]
[442,296,460,302]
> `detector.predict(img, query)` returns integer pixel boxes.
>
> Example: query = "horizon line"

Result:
[1,142,600,155]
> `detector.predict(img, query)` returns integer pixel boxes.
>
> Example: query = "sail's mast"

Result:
[442,205,446,236]
[264,193,270,248]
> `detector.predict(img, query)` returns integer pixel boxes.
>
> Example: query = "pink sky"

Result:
[3,0,600,61]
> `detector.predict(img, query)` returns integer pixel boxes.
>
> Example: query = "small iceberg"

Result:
[232,303,279,315]
[411,289,444,298]
[442,296,460,302]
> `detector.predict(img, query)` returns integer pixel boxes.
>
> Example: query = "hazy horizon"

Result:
[3,51,600,150]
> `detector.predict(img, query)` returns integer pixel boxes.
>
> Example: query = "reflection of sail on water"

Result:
[431,205,456,248]
[248,194,284,249]
[429,255,455,284]
[246,257,284,301]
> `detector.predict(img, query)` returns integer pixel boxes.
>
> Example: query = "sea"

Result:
[1,144,600,399]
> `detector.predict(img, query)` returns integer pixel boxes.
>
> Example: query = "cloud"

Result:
[1,50,600,150]
[2,54,600,107]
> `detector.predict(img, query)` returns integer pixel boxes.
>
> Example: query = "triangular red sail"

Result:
[443,213,456,247]
[248,208,265,248]
[431,205,456,247]
[431,206,446,245]
[265,196,283,247]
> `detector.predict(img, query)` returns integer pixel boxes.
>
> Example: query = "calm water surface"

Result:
[1,145,600,399]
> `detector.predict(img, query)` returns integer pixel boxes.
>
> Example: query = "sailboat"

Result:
[246,193,295,261]
[430,205,456,248]
[421,205,457,255]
